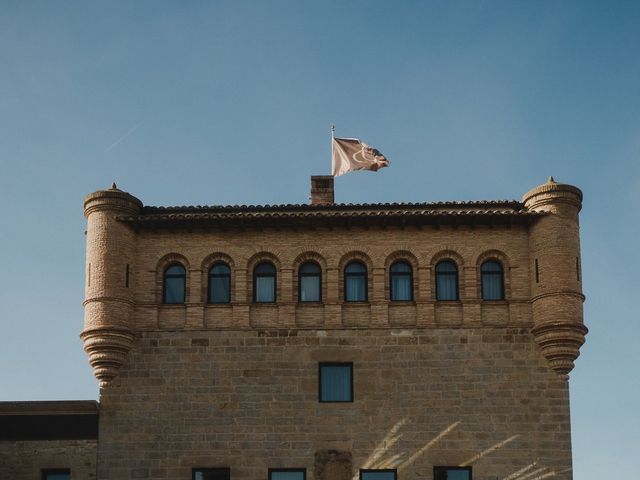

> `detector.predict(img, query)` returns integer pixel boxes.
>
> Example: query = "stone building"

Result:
[1,176,587,480]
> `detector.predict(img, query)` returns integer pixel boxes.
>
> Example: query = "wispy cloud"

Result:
[103,119,146,153]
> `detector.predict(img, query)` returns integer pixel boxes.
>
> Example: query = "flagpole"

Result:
[330,124,335,175]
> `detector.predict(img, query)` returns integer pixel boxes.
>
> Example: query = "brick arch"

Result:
[156,253,190,304]
[430,249,465,267]
[201,252,235,304]
[475,249,511,300]
[292,251,327,303]
[384,250,419,301]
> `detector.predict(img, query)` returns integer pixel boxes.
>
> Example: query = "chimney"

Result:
[310,175,335,205]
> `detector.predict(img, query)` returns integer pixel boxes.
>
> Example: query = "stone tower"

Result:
[80,184,142,387]
[523,177,588,376]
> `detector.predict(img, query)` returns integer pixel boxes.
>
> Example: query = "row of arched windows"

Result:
[162,259,505,305]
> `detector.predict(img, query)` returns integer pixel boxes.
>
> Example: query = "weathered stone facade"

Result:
[3,176,585,480]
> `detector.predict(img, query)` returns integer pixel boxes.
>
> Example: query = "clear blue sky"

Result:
[0,1,638,478]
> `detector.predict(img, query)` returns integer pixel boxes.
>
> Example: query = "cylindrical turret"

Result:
[80,184,142,387]
[523,177,588,377]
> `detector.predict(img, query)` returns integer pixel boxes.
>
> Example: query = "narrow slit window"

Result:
[125,263,130,288]
[576,257,581,282]
[535,258,539,284]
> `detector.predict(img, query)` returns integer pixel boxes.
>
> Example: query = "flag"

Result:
[332,137,390,177]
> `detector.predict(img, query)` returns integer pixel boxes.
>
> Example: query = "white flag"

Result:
[332,137,390,177]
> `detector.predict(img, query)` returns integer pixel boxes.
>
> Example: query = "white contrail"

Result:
[103,119,146,153]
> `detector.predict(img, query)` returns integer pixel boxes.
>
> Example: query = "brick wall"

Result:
[0,439,97,480]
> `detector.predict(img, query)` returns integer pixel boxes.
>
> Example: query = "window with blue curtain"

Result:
[299,262,321,302]
[163,264,186,304]
[434,466,471,480]
[192,468,230,480]
[344,261,367,302]
[360,469,397,480]
[208,262,231,303]
[435,260,459,301]
[269,469,306,480]
[319,363,353,402]
[42,470,70,480]
[481,260,504,300]
[254,262,276,303]
[390,261,412,301]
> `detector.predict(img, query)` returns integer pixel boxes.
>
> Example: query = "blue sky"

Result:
[0,1,638,477]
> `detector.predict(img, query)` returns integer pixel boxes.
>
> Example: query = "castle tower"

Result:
[523,177,588,377]
[80,184,142,387]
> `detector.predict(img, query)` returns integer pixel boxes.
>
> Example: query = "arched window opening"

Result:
[208,262,231,304]
[481,260,504,300]
[435,260,459,301]
[254,262,276,303]
[163,264,186,304]
[299,261,321,302]
[390,261,413,301]
[344,261,367,302]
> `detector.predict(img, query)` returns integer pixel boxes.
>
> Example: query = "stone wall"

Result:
[98,328,572,480]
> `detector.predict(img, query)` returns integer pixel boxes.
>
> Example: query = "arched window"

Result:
[344,261,367,302]
[390,261,413,301]
[299,261,321,302]
[163,264,186,304]
[254,262,276,303]
[481,260,504,300]
[435,260,459,301]
[208,262,231,304]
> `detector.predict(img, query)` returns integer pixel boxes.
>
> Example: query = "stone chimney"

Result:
[310,175,334,205]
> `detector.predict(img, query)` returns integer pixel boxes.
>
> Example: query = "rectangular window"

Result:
[434,466,471,480]
[269,468,306,480]
[360,469,397,480]
[42,470,70,480]
[193,468,231,480]
[319,362,353,402]
[535,258,539,283]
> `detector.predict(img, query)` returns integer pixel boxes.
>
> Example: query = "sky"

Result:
[0,1,638,478]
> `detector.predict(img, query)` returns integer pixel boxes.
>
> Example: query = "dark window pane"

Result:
[211,264,230,275]
[390,261,411,273]
[345,275,366,301]
[255,262,276,275]
[255,276,275,302]
[391,275,412,301]
[193,468,230,480]
[361,471,396,480]
[320,364,352,402]
[300,262,320,274]
[270,471,305,480]
[481,260,504,300]
[209,276,230,303]
[300,276,320,302]
[43,474,70,480]
[434,467,471,480]
[436,261,458,301]
[345,262,366,273]
[164,277,185,303]
[165,264,185,276]
[254,262,276,302]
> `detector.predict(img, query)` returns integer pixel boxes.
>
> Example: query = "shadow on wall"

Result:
[352,419,572,480]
